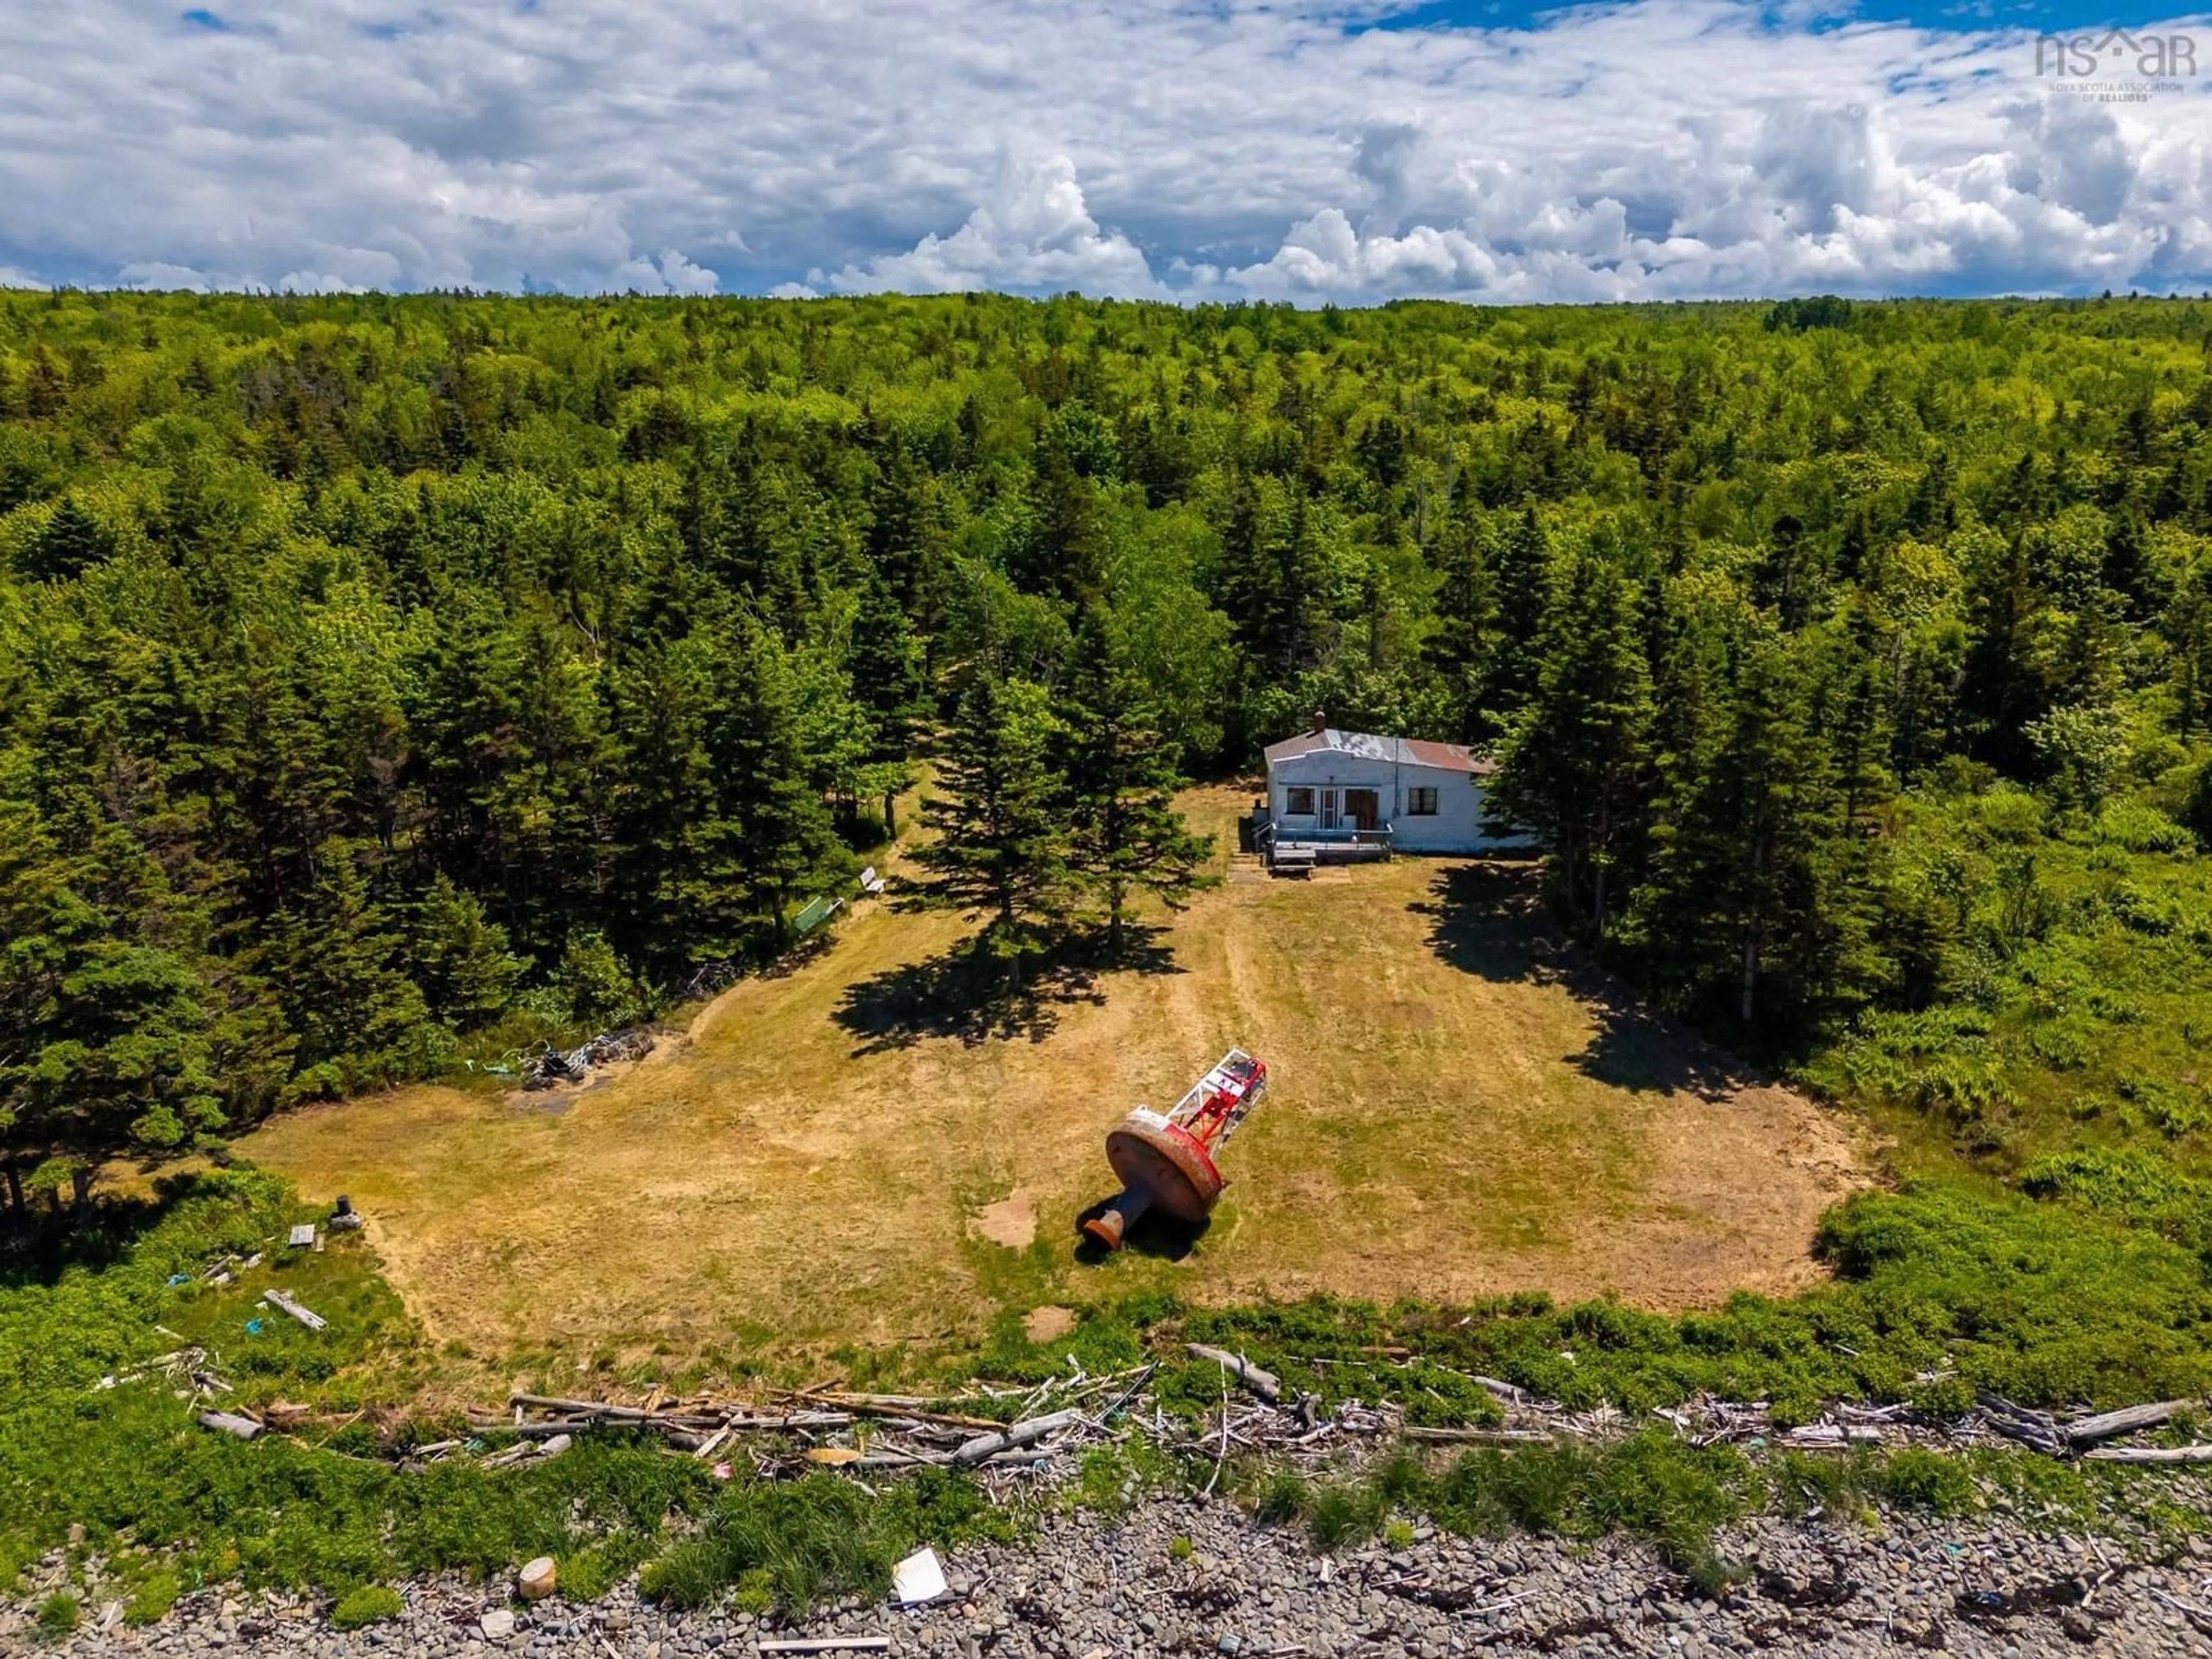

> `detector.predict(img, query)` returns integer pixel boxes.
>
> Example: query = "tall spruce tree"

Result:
[0,795,223,1211]
[260,841,431,1096]
[847,571,927,834]
[1483,507,1552,717]
[1062,613,1214,953]
[912,674,1070,960]
[1642,633,1848,1029]
[414,874,522,1028]
[1491,550,1656,936]
[696,615,846,952]
[1423,506,1497,742]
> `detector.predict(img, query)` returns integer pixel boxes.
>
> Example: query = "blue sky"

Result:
[2,1,2210,302]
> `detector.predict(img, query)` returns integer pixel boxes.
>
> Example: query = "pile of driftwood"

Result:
[176,1329,2212,1483]
[1028,1348,2212,1479]
[1975,1393,2212,1465]
[678,960,743,1002]
[1166,1351,2212,1472]
[443,1349,2212,1483]
[520,1027,656,1090]
[460,1365,1160,1486]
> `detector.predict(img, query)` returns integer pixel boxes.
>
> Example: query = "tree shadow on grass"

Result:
[833,924,1183,1056]
[0,1169,231,1291]
[1410,858,1770,1103]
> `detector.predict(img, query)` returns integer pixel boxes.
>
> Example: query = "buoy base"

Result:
[1082,1187,1153,1251]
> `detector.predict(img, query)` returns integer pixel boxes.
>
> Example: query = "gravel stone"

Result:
[13,1494,2212,1658]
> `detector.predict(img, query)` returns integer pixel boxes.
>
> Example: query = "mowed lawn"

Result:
[244,787,1866,1366]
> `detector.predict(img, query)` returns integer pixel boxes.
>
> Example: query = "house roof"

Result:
[1264,728,1496,775]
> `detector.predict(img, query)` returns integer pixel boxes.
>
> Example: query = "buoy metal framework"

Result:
[1082,1048,1268,1251]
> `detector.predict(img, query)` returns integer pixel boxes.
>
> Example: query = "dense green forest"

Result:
[3,287,2211,1225]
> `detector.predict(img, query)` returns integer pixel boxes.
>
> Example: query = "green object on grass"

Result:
[331,1586,404,1630]
[793,896,839,935]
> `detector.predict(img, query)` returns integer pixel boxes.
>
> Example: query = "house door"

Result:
[1344,789,1379,832]
[1317,789,1340,830]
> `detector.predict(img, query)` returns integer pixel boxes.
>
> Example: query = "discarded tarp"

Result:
[793,895,844,935]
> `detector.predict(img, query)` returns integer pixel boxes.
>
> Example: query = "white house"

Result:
[1260,714,1506,856]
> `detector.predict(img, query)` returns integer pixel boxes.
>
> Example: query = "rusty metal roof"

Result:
[1264,728,1495,775]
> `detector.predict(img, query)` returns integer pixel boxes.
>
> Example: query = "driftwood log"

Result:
[953,1407,1085,1465]
[2067,1400,2195,1446]
[199,1411,263,1441]
[2084,1444,2212,1465]
[262,1290,327,1332]
[1185,1344,1282,1403]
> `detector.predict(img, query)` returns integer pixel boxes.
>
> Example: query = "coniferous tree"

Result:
[414,874,522,1028]
[0,796,222,1210]
[912,674,1070,961]
[1642,634,1846,1028]
[1483,507,1551,717]
[1491,550,1655,935]
[1062,613,1214,953]
[1959,527,2058,772]
[1423,507,1497,741]
[847,571,927,834]
[2169,554,2212,736]
[704,616,847,949]
[19,498,111,583]
[261,842,430,1096]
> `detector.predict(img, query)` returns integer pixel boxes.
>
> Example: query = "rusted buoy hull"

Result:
[1083,1113,1224,1250]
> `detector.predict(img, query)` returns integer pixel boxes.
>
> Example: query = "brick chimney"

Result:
[1311,709,1327,736]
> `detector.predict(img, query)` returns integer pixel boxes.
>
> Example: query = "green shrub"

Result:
[1877,1449,1978,1516]
[1250,1467,1310,1525]
[1907,1374,1975,1419]
[641,1469,1004,1614]
[1306,1480,1382,1551]
[124,1570,181,1627]
[331,1586,404,1630]
[2182,760,2212,850]
[559,1538,647,1603]
[1071,1445,1135,1515]
[730,1567,775,1615]
[1423,1433,1748,1584]
[36,1593,81,1638]
[1770,1449,1877,1520]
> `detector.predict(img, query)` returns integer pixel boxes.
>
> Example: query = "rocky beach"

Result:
[12,1497,2212,1659]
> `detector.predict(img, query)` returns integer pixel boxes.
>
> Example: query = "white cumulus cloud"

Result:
[1,1,2210,301]
[821,156,1163,297]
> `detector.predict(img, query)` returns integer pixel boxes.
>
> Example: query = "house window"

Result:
[1407,786,1438,816]
[1285,786,1315,815]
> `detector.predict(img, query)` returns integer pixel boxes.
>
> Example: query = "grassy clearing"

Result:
[241,787,1863,1376]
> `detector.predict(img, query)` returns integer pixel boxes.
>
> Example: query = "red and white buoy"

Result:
[1082,1049,1268,1251]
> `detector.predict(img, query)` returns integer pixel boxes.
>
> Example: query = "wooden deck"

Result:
[1267,839,1392,876]
[1252,806,1395,876]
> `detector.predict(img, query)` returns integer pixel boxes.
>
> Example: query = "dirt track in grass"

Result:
[243,786,1868,1367]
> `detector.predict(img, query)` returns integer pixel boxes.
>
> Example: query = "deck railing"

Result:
[1293,823,1393,844]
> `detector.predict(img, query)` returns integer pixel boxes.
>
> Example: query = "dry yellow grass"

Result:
[243,786,1866,1368]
